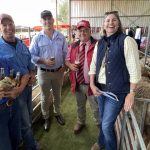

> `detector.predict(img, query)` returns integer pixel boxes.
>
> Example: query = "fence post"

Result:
[119,111,127,150]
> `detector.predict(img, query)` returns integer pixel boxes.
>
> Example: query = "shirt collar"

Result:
[40,29,58,39]
[80,40,91,46]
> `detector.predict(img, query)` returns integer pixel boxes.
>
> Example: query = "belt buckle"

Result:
[6,99,13,107]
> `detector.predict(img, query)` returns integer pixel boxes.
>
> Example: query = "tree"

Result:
[58,0,69,23]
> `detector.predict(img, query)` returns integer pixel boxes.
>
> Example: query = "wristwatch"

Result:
[130,89,136,93]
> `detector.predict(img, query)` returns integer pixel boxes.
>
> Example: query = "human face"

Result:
[40,16,54,30]
[0,19,15,42]
[104,14,119,37]
[78,27,91,42]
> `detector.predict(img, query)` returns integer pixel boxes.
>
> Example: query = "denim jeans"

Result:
[18,86,37,150]
[0,99,20,150]
[97,93,126,150]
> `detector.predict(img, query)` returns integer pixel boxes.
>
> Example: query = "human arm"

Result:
[28,70,36,86]
[89,42,102,96]
[65,45,80,72]
[58,36,68,73]
[123,36,141,111]
[65,60,79,72]
[36,58,55,66]
[124,83,137,112]
[89,74,101,96]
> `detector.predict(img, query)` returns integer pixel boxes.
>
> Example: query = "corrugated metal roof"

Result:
[70,0,150,27]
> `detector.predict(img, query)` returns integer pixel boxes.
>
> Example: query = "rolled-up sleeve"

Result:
[124,36,141,83]
[88,42,98,75]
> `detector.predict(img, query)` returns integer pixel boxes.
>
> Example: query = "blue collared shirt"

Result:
[0,37,34,104]
[0,37,34,76]
[29,30,68,69]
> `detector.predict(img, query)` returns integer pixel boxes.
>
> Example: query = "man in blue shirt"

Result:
[0,13,39,150]
[0,58,21,150]
[29,10,68,131]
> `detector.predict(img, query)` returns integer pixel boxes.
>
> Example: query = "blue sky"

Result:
[0,0,56,27]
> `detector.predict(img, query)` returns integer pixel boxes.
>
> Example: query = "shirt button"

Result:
[108,72,110,74]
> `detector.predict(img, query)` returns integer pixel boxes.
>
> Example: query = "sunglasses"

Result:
[105,11,118,15]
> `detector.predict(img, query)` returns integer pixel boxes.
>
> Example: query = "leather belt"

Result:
[40,66,62,72]
[0,100,13,110]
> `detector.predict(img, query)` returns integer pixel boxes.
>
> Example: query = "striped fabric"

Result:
[77,43,86,84]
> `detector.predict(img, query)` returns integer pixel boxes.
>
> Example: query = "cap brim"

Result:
[0,14,14,24]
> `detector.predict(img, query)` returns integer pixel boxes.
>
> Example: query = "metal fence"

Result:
[116,97,149,150]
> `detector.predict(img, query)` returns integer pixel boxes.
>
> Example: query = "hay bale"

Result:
[134,77,150,124]
[135,77,150,99]
[140,57,150,78]
[133,76,150,148]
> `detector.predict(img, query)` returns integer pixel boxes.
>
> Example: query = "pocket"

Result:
[109,93,126,108]
[38,42,49,52]
[39,43,53,58]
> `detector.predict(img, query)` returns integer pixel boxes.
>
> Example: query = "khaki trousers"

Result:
[75,84,100,125]
[37,68,64,119]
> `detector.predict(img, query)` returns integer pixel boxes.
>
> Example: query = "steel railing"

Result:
[116,97,149,150]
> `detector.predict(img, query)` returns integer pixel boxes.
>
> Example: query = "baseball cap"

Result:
[41,10,53,18]
[0,13,14,24]
[77,20,90,29]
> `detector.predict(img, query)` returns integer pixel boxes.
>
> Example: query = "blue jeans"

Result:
[97,94,126,150]
[0,99,21,150]
[18,86,37,150]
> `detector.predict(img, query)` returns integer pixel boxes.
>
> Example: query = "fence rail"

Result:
[116,105,147,150]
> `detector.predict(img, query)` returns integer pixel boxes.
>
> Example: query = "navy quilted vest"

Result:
[96,32,130,94]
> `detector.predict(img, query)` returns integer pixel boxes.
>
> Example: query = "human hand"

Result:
[45,58,55,66]
[124,93,135,112]
[69,63,79,72]
[58,66,65,73]
[28,71,36,86]
[90,84,101,97]
[3,86,22,99]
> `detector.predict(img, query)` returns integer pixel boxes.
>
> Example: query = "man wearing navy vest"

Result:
[66,20,99,134]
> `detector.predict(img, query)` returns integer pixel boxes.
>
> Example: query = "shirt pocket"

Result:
[38,42,51,57]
